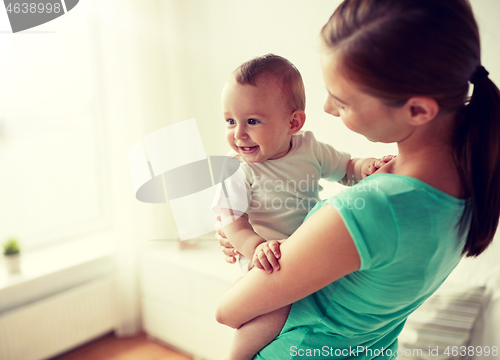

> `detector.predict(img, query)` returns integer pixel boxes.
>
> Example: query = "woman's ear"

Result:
[288,110,306,134]
[405,97,439,126]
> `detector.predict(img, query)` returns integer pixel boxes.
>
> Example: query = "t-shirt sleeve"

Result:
[211,159,251,215]
[308,133,350,181]
[324,185,399,270]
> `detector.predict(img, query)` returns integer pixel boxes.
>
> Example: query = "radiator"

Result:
[0,277,116,360]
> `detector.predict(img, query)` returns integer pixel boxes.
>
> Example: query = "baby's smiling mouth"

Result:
[239,145,259,153]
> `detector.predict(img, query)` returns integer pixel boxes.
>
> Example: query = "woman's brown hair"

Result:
[322,0,500,256]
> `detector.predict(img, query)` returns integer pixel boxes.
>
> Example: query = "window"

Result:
[0,2,104,250]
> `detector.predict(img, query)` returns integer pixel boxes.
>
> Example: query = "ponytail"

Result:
[454,70,500,256]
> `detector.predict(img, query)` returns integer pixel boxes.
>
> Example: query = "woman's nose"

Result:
[324,99,340,117]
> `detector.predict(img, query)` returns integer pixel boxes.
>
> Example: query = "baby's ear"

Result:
[289,110,306,134]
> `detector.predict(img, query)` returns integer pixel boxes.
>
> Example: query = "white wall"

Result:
[155,0,499,158]
[1,0,499,245]
[158,0,397,160]
[148,0,500,237]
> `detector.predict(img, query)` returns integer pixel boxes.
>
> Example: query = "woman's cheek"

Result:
[340,115,358,132]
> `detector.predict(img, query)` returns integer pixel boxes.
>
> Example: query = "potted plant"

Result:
[3,237,21,274]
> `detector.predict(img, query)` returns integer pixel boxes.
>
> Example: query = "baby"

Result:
[213,54,388,360]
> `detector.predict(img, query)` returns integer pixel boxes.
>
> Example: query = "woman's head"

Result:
[321,0,500,257]
[321,0,479,112]
[320,47,440,143]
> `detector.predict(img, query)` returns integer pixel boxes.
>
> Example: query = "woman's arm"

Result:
[215,204,361,329]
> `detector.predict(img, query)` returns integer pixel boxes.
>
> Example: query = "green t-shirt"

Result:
[254,174,466,359]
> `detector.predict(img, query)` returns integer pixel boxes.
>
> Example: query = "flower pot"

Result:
[4,253,21,274]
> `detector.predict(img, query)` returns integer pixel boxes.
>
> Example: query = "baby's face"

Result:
[221,76,293,163]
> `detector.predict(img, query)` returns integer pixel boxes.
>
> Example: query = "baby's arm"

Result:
[220,209,266,261]
[221,210,283,273]
[341,155,396,184]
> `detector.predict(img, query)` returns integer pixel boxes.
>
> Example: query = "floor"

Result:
[51,332,192,360]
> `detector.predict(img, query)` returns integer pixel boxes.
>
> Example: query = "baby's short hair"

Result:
[233,54,305,112]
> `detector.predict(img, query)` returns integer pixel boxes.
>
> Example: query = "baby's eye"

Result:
[247,118,260,125]
[226,119,236,125]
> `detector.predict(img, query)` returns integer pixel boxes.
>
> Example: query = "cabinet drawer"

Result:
[140,257,192,310]
[140,244,241,314]
[142,296,234,360]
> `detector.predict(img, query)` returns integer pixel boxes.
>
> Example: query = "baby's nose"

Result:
[234,126,248,139]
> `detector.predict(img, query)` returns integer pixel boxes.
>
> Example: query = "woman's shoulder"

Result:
[320,173,465,241]
[335,173,465,206]
[319,174,464,271]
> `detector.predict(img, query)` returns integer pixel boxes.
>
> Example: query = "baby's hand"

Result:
[362,155,396,178]
[252,240,282,273]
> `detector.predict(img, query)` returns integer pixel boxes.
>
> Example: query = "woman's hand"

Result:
[216,218,239,264]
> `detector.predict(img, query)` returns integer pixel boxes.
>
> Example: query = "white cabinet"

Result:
[140,241,241,360]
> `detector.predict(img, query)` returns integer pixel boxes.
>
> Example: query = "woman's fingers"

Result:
[221,249,237,264]
[224,254,237,264]
[217,226,226,239]
[216,226,238,264]
[221,242,239,256]
[217,230,237,253]
[220,245,239,257]
[218,235,232,250]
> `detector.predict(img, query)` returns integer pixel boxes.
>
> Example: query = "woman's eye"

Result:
[247,118,260,125]
[332,99,345,110]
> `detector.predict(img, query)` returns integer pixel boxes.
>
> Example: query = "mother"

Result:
[216,0,500,358]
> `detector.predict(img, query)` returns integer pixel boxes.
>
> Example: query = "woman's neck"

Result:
[377,113,465,198]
